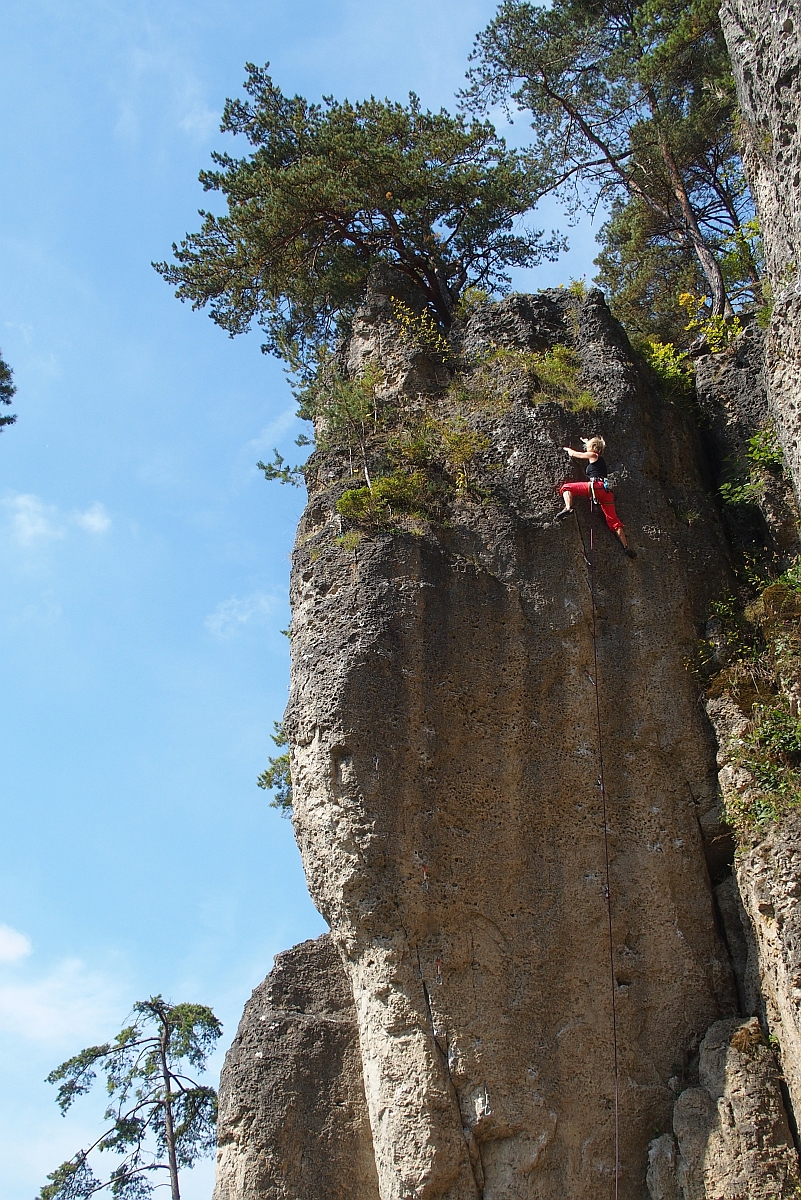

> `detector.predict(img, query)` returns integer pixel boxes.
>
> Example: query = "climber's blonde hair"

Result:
[582,436,606,455]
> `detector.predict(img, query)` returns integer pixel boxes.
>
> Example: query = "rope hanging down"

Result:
[575,493,621,1200]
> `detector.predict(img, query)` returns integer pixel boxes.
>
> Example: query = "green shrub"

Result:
[529,344,597,410]
[698,564,801,837]
[391,297,454,362]
[746,425,783,470]
[336,530,363,552]
[336,469,433,524]
[257,722,293,815]
[454,286,490,319]
[678,292,743,352]
[642,339,693,399]
[726,699,801,834]
[438,417,491,490]
[718,424,784,508]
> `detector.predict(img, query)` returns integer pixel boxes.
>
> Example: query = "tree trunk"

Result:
[656,133,734,319]
[160,1027,181,1200]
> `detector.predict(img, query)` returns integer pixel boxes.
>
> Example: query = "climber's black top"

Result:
[586,456,608,481]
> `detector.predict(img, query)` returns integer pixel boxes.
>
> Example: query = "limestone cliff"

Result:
[215,279,798,1199]
[213,936,379,1200]
[720,0,801,500]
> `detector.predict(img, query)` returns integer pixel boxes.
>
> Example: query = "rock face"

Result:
[733,818,801,1123]
[214,284,801,1199]
[720,0,801,498]
[283,288,741,1199]
[647,1017,800,1199]
[694,322,800,563]
[212,936,379,1200]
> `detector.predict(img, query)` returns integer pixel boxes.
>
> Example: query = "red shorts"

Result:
[559,481,624,533]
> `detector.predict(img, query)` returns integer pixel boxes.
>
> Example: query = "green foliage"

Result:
[39,998,222,1200]
[719,478,763,506]
[641,339,693,399]
[466,0,756,330]
[257,450,305,487]
[438,417,491,490]
[0,349,17,432]
[257,721,292,814]
[595,196,710,345]
[529,344,596,410]
[720,219,765,306]
[727,700,801,833]
[261,355,387,489]
[718,423,784,508]
[454,286,491,320]
[457,342,597,412]
[746,425,783,471]
[301,358,386,484]
[697,564,801,837]
[336,469,435,524]
[156,65,562,368]
[391,297,455,362]
[678,292,743,351]
[335,530,364,552]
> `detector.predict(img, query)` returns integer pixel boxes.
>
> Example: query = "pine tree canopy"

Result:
[155,65,564,365]
[465,0,760,330]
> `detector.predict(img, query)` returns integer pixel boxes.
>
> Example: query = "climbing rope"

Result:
[576,495,621,1199]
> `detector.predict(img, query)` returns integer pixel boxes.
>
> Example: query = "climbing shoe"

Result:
[555,509,574,520]
[624,547,637,559]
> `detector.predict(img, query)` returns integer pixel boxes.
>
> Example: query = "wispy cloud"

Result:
[205,592,280,638]
[74,503,111,534]
[0,925,32,963]
[0,958,124,1043]
[2,494,112,546]
[4,494,63,546]
[178,105,219,139]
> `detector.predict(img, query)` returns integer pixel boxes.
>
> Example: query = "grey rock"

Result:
[720,0,801,503]
[646,1134,682,1200]
[285,285,738,1199]
[736,816,801,1122]
[661,1018,801,1199]
[212,936,379,1200]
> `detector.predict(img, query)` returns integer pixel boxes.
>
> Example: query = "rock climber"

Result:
[556,436,636,559]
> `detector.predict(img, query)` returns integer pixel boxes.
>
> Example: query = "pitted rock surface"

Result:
[735,816,801,1121]
[284,288,738,1199]
[647,1017,800,1199]
[720,0,801,501]
[212,936,379,1200]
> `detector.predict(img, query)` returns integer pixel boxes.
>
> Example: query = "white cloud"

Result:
[4,494,63,545]
[205,592,279,638]
[74,503,111,534]
[3,494,112,544]
[0,958,123,1043]
[0,925,32,963]
[178,106,219,139]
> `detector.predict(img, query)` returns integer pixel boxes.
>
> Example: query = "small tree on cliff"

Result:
[39,997,222,1200]
[155,65,563,366]
[0,349,17,432]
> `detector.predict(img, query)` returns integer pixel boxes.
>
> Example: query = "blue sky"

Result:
[0,2,598,1195]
